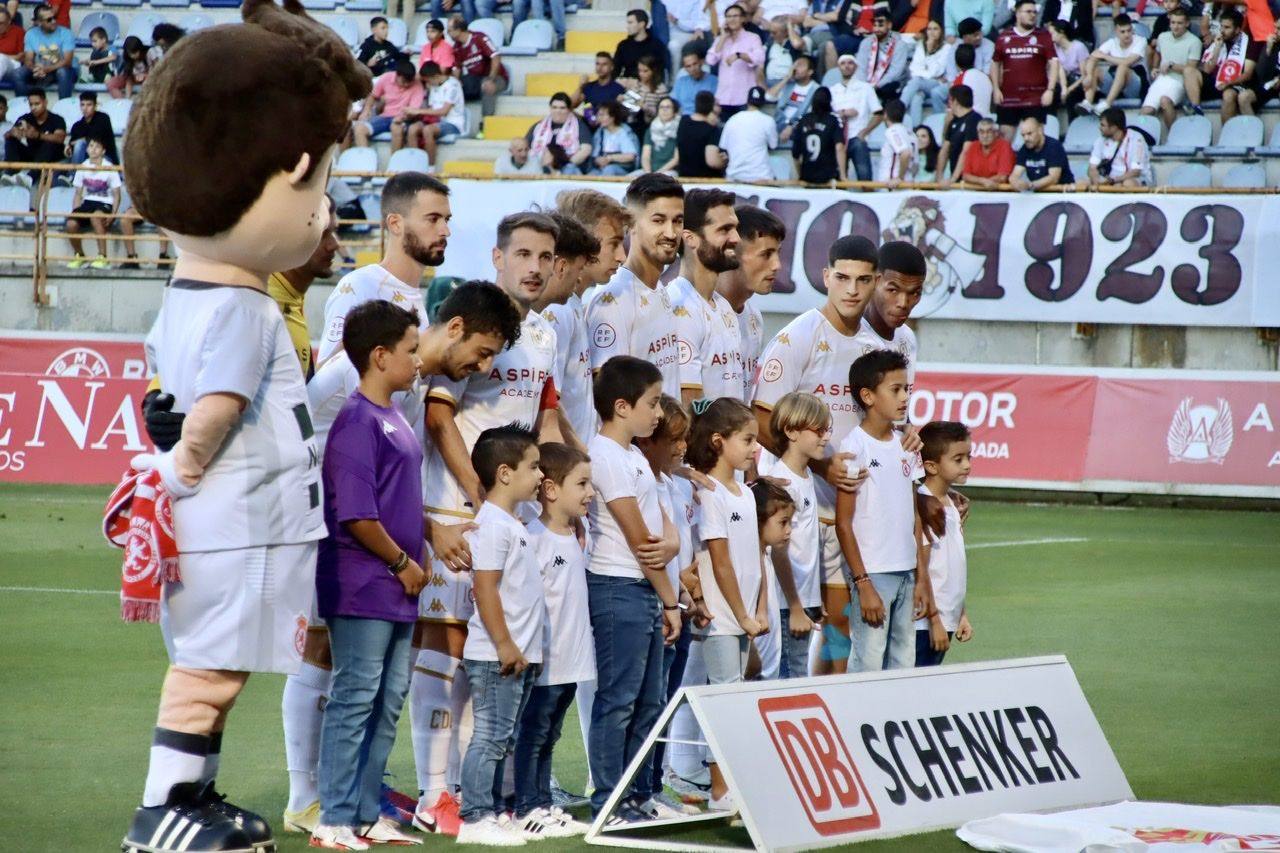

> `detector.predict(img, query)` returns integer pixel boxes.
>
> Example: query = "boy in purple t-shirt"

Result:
[312,299,427,850]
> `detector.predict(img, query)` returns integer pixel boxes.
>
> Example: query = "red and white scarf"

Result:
[1209,34,1250,87]
[528,114,581,159]
[867,34,897,86]
[103,466,179,623]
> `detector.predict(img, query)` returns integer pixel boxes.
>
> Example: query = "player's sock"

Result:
[143,728,210,807]
[574,679,596,791]
[283,662,330,812]
[410,649,458,806]
[445,665,472,792]
[200,731,222,786]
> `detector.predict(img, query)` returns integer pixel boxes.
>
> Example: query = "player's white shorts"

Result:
[419,558,474,624]
[819,522,849,587]
[162,542,317,674]
[1143,74,1186,110]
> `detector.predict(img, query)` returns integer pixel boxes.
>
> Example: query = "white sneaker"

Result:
[358,815,422,845]
[707,791,738,815]
[310,823,371,850]
[1093,99,1109,115]
[456,815,526,846]
[515,807,574,840]
[546,807,590,836]
[650,792,700,816]
[665,771,709,804]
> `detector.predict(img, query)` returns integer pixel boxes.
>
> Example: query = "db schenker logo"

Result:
[758,694,881,835]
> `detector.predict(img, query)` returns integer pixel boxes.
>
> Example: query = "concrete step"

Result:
[438,138,510,161]
[495,94,553,113]
[503,51,596,92]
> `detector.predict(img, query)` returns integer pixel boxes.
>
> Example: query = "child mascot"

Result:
[120,2,370,851]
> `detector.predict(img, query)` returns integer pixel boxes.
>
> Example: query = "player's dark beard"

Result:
[404,229,446,266]
[697,240,740,273]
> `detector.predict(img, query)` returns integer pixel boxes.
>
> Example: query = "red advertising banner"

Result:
[0,334,148,380]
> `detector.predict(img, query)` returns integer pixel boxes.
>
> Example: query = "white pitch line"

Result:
[968,537,1089,550]
[0,585,115,595]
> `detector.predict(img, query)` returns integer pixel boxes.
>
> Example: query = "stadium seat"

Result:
[1219,162,1265,188]
[345,0,385,11]
[300,0,338,9]
[1257,123,1280,157]
[1205,115,1263,157]
[866,121,886,150]
[200,0,243,9]
[150,0,191,8]
[123,13,167,46]
[1063,115,1100,154]
[5,101,24,124]
[51,97,81,126]
[507,19,554,55]
[385,147,431,176]
[318,14,361,50]
[1166,162,1211,187]
[411,20,431,51]
[768,151,794,181]
[440,159,496,176]
[386,18,409,48]
[922,112,944,142]
[0,185,32,227]
[177,12,214,31]
[565,31,622,54]
[102,0,141,9]
[820,68,842,87]
[1044,113,1060,140]
[1154,114,1210,156]
[483,114,538,141]
[351,191,382,234]
[469,17,506,50]
[1129,113,1162,145]
[76,12,120,48]
[525,72,581,97]
[1069,158,1089,181]
[44,185,75,227]
[336,146,378,186]
[102,99,131,135]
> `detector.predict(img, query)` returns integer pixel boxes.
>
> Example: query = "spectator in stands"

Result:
[526,91,592,173]
[642,95,681,171]
[589,100,640,174]
[876,98,917,184]
[16,4,73,100]
[0,95,9,138]
[665,0,713,73]
[791,87,845,181]
[856,10,909,101]
[43,0,70,29]
[1049,19,1088,107]
[449,14,508,116]
[831,52,881,179]
[0,10,23,86]
[420,19,455,72]
[676,89,727,176]
[66,91,117,165]
[1146,0,1185,52]
[1078,14,1148,116]
[764,17,809,87]
[79,26,113,85]
[1253,18,1280,110]
[624,54,668,138]
[900,20,952,127]
[671,46,718,114]
[772,55,818,141]
[1085,106,1153,187]
[945,17,994,77]
[761,0,810,23]
[936,83,980,179]
[407,61,467,163]
[1010,114,1073,189]
[991,0,1056,140]
[896,0,933,36]
[107,36,147,100]
[720,84,777,180]
[1141,8,1201,129]
[353,60,424,150]
[145,23,183,69]
[3,88,65,184]
[707,4,766,117]
[814,0,864,78]
[952,42,993,115]
[514,0,567,51]
[615,9,668,81]
[914,124,940,180]
[949,117,1013,186]
[945,0,992,40]
[64,136,120,270]
[1041,0,1091,51]
[495,136,544,174]
[574,52,626,127]
[1200,9,1259,120]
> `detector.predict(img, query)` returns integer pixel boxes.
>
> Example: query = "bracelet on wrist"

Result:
[387,551,409,575]
[662,602,680,611]
[853,575,872,587]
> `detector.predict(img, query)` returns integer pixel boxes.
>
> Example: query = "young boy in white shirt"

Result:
[457,424,547,846]
[834,349,934,673]
[876,99,918,185]
[914,421,975,667]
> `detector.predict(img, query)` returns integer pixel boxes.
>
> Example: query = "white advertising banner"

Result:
[437,179,1280,328]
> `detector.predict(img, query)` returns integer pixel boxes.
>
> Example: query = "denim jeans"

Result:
[513,682,576,815]
[703,633,748,684]
[587,574,665,813]
[845,570,917,673]
[16,65,75,100]
[914,627,952,667]
[777,609,813,679]
[847,136,872,181]
[513,0,566,39]
[460,659,537,822]
[458,0,498,19]
[317,617,414,828]
[649,623,691,789]
[900,77,948,128]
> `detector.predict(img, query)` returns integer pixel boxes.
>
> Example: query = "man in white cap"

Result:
[829,52,882,181]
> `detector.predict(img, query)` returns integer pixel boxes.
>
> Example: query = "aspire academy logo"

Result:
[758,694,880,835]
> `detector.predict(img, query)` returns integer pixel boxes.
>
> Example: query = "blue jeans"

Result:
[587,574,665,813]
[650,0,670,47]
[847,136,872,181]
[317,617,414,828]
[649,624,691,789]
[16,65,75,100]
[845,571,917,672]
[460,660,537,822]
[915,627,952,667]
[513,0,566,39]
[460,0,497,20]
[591,162,633,176]
[777,609,812,679]
[513,682,577,815]
[900,77,948,129]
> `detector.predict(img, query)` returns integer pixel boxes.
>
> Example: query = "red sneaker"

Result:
[412,790,462,837]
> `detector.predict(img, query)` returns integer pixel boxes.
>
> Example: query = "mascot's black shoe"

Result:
[122,782,254,853]
[199,782,276,852]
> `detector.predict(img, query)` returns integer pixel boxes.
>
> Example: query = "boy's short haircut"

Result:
[90,26,108,40]
[394,59,415,80]
[595,50,613,61]
[496,211,559,251]
[769,391,831,453]
[342,298,421,374]
[957,16,982,36]
[883,98,906,124]
[654,393,690,442]
[382,171,449,220]
[879,240,926,276]
[751,478,795,524]
[371,15,388,26]
[1113,12,1132,26]
[624,171,684,210]
[27,88,46,101]
[920,421,971,463]
[472,423,539,491]
[79,91,97,103]
[538,441,591,486]
[555,188,634,231]
[435,280,523,350]
[549,212,601,260]
[593,355,662,422]
[949,81,974,106]
[419,60,443,78]
[735,204,787,244]
[847,349,909,412]
[683,187,737,235]
[828,234,878,268]
[628,8,650,25]
[694,90,716,115]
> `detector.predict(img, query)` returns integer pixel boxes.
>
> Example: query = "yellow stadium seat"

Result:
[524,72,584,97]
[441,160,497,177]
[482,115,540,141]
[565,31,624,55]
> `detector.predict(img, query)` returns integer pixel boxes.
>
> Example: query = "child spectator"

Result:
[791,86,846,182]
[641,96,680,172]
[79,25,114,83]
[688,398,766,812]
[835,349,932,673]
[914,421,973,667]
[66,92,118,165]
[107,36,148,99]
[419,18,454,73]
[353,60,424,151]
[876,98,918,185]
[512,442,595,839]
[357,16,405,77]
[406,61,466,164]
[754,477,797,668]
[456,424,547,846]
[759,392,830,679]
[146,23,184,69]
[311,300,427,850]
[65,135,121,270]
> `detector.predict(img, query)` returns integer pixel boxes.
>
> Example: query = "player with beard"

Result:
[715,205,785,401]
[584,173,684,399]
[668,188,744,407]
[413,212,565,837]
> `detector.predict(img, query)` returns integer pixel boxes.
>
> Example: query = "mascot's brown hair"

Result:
[123,0,371,237]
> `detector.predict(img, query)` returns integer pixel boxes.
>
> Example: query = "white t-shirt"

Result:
[73,161,121,206]
[720,109,778,183]
[737,298,765,400]
[1089,130,1153,186]
[144,281,326,552]
[667,276,746,402]
[319,264,426,364]
[837,425,923,573]
[697,481,762,636]
[877,123,918,182]
[528,517,596,684]
[428,75,468,133]
[308,350,423,454]
[587,433,664,579]
[852,317,919,385]
[423,310,559,518]
[584,265,680,398]
[464,502,545,662]
[1098,35,1148,69]
[912,488,966,632]
[542,292,594,441]
[663,473,698,590]
[960,69,994,117]
[758,454,821,609]
[830,77,882,141]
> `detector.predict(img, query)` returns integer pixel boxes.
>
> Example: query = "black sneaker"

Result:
[199,782,276,852]
[122,782,254,853]
[121,256,140,270]
[601,798,651,827]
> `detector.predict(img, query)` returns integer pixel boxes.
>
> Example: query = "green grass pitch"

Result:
[1,482,1277,852]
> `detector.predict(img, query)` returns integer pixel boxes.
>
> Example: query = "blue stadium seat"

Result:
[386,18,408,48]
[922,112,944,142]
[201,0,243,9]
[76,11,120,47]
[1128,113,1161,145]
[1257,123,1280,157]
[0,185,32,227]
[469,16,505,49]
[301,0,338,9]
[1012,113,1062,150]
[506,19,553,55]
[345,0,385,11]
[1219,162,1265,188]
[820,67,841,87]
[768,151,794,180]
[150,0,192,8]
[44,185,75,227]
[381,147,431,182]
[336,146,379,187]
[102,98,132,135]
[123,13,167,46]
[5,100,24,123]
[866,121,886,150]
[50,96,81,126]
[411,19,430,51]
[351,191,382,234]
[1153,114,1210,156]
[1205,115,1263,157]
[318,14,361,49]
[1166,162,1211,187]
[1063,115,1100,154]
[177,12,214,31]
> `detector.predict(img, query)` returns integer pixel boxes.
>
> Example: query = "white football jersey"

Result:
[851,317,918,385]
[738,298,766,400]
[667,276,745,402]
[542,293,594,440]
[584,266,680,398]
[318,263,426,365]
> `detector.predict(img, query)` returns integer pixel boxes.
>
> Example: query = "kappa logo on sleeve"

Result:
[758,694,880,835]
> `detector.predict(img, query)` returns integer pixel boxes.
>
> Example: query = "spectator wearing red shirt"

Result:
[45,0,70,29]
[0,9,23,84]
[953,118,1014,187]
[991,0,1057,140]
[447,13,508,116]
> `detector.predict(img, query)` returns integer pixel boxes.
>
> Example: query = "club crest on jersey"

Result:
[593,323,617,348]
[777,333,791,346]
[294,615,307,658]
[901,457,913,477]
[598,293,617,304]
[519,538,527,547]
[817,340,831,353]
[677,340,694,365]
[1167,398,1233,464]
[762,358,784,383]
